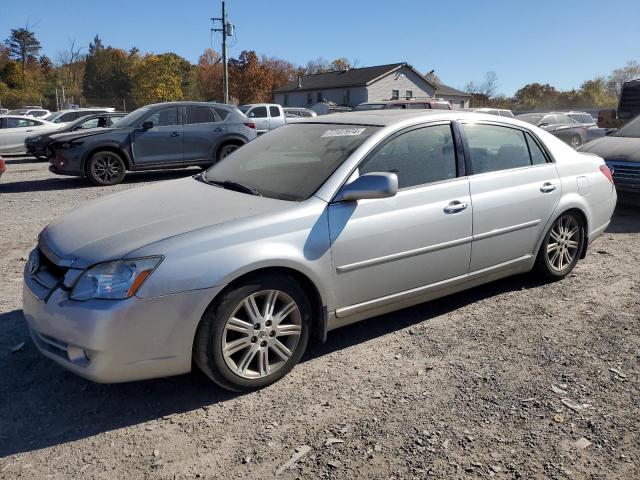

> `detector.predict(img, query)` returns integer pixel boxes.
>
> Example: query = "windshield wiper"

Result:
[196,174,262,196]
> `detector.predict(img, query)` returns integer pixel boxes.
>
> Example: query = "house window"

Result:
[406,90,413,99]
[317,92,323,103]
[307,92,312,105]
[391,89,399,100]
[284,94,289,107]
[459,100,465,108]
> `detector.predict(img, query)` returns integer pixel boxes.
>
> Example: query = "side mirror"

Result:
[538,122,549,128]
[605,129,616,136]
[334,172,398,202]
[141,120,154,131]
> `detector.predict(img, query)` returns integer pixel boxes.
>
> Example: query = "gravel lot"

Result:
[1,157,638,479]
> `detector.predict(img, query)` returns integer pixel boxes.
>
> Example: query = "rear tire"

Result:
[194,274,311,392]
[570,134,582,148]
[215,142,242,163]
[534,212,585,280]
[85,151,126,186]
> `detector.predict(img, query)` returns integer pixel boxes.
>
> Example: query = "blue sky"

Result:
[2,0,639,95]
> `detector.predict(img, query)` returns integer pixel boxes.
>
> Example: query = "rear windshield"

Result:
[204,123,379,201]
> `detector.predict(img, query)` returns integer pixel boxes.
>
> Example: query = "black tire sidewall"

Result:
[216,143,240,163]
[537,213,585,279]
[86,151,126,186]
[194,274,311,392]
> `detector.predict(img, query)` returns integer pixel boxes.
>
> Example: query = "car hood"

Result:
[40,176,294,267]
[49,127,120,142]
[578,136,640,162]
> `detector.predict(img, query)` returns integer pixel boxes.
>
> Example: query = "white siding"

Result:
[366,67,437,102]
[437,95,470,110]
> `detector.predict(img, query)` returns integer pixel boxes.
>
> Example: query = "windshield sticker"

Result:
[321,128,366,138]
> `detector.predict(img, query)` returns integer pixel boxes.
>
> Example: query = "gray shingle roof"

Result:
[435,83,470,97]
[274,62,422,93]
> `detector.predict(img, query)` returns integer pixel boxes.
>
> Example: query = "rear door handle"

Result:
[170,132,181,137]
[540,182,557,193]
[444,201,469,214]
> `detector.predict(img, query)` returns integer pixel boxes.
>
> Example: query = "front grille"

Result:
[607,160,640,188]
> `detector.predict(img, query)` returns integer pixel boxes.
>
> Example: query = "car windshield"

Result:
[239,105,251,114]
[115,106,154,127]
[613,115,640,138]
[517,114,543,125]
[204,123,379,201]
[353,104,385,111]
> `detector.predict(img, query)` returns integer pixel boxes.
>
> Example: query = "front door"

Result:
[328,123,472,310]
[462,122,561,271]
[246,106,269,134]
[131,106,183,165]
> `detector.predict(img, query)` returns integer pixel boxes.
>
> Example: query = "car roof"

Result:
[295,109,530,127]
[0,114,50,121]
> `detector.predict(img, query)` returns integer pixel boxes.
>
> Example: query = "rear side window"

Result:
[186,106,215,124]
[525,132,548,165]
[248,106,267,118]
[359,124,457,188]
[269,106,281,117]
[408,103,427,109]
[214,107,230,120]
[144,107,179,127]
[463,124,532,174]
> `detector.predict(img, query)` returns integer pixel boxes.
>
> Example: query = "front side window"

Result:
[284,94,289,106]
[204,123,379,201]
[59,112,78,122]
[540,115,556,126]
[613,115,640,138]
[269,106,281,117]
[359,124,457,189]
[144,107,179,127]
[307,93,312,105]
[78,118,101,129]
[186,106,215,124]
[248,106,268,118]
[317,92,323,103]
[464,123,535,174]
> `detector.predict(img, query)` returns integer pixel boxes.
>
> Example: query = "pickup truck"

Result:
[239,103,285,134]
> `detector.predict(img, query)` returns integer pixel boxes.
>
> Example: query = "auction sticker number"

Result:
[321,128,366,137]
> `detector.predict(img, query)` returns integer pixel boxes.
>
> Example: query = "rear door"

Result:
[131,106,183,165]
[268,106,284,129]
[462,122,561,271]
[182,105,221,164]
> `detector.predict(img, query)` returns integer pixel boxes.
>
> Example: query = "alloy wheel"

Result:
[91,153,123,183]
[546,215,580,272]
[221,290,302,379]
[219,144,238,159]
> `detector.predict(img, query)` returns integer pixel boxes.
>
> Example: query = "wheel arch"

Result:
[197,265,328,347]
[82,144,131,172]
[212,135,248,161]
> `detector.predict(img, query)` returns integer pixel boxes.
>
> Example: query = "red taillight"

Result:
[244,122,256,129]
[599,164,614,184]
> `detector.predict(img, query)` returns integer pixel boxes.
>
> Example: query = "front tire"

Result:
[194,274,311,392]
[86,151,126,186]
[569,134,582,148]
[535,212,585,280]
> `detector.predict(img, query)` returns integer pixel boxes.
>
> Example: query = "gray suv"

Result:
[49,101,257,185]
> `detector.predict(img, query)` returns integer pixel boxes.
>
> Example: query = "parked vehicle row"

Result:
[354,99,451,111]
[44,107,116,124]
[516,112,588,148]
[25,112,127,160]
[578,113,640,199]
[23,110,616,391]
[7,107,50,118]
[48,101,256,185]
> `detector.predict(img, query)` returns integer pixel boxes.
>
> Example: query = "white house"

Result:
[273,62,470,109]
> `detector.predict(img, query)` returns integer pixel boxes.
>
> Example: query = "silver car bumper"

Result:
[23,266,223,383]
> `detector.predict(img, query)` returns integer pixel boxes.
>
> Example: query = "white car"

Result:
[45,108,116,125]
[0,116,63,154]
[8,108,51,118]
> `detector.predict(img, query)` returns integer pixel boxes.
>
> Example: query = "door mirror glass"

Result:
[141,120,154,131]
[334,172,398,202]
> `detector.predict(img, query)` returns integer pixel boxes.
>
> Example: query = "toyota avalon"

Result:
[23,110,616,391]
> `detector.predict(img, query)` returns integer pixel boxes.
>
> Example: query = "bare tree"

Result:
[482,71,499,98]
[57,38,86,102]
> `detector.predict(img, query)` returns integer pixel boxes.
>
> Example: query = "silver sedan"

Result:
[23,111,617,391]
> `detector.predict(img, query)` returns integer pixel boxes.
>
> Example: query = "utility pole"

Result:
[212,0,233,104]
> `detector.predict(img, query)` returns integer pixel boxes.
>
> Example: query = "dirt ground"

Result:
[0,157,638,480]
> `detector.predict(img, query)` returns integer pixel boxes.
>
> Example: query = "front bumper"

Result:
[23,264,224,383]
[48,148,85,176]
[25,143,49,157]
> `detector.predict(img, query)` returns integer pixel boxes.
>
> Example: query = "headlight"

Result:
[70,257,162,301]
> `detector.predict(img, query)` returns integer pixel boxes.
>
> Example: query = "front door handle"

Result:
[213,127,224,133]
[444,201,469,214]
[170,131,181,137]
[540,182,557,193]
